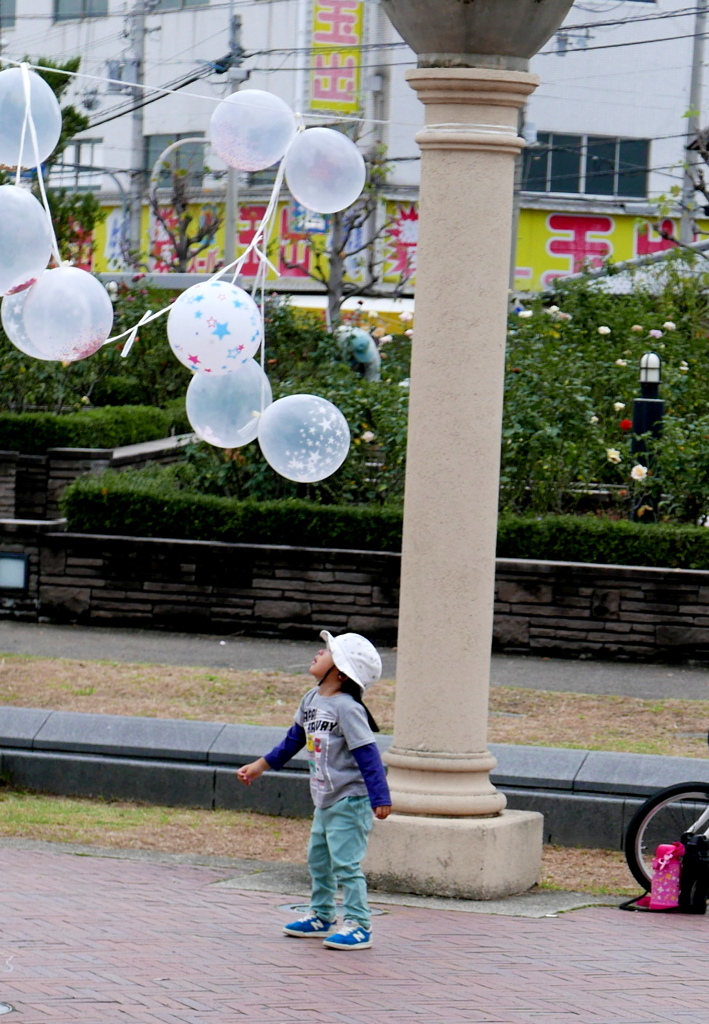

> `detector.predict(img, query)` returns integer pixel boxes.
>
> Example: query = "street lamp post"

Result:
[631,353,664,522]
[363,0,574,898]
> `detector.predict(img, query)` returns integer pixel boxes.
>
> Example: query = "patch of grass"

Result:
[0,790,311,861]
[0,789,637,895]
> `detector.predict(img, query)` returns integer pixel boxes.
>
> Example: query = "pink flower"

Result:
[649,329,663,339]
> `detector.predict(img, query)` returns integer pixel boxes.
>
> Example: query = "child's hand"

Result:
[374,805,391,820]
[237,758,268,785]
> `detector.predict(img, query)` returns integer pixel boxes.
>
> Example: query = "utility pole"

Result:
[680,0,708,245]
[223,11,246,267]
[128,0,147,261]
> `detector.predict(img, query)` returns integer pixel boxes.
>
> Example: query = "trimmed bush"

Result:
[497,514,709,571]
[0,405,190,455]
[62,470,709,567]
[60,472,404,552]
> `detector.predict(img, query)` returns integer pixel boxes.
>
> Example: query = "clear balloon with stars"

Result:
[285,127,366,215]
[186,359,273,448]
[167,280,262,376]
[0,67,62,169]
[22,266,114,363]
[0,185,52,296]
[2,287,53,360]
[257,394,351,483]
[210,89,296,172]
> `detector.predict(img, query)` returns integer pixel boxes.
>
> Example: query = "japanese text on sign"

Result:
[310,1,364,114]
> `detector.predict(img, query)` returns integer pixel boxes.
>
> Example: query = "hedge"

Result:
[60,473,405,552]
[61,472,709,567]
[496,515,709,571]
[0,405,190,455]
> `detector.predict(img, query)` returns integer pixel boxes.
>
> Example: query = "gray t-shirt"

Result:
[295,687,374,809]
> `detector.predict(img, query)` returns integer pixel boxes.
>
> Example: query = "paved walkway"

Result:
[2,621,709,699]
[0,841,703,1024]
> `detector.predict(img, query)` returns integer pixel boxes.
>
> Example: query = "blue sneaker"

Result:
[323,920,372,950]
[283,913,337,938]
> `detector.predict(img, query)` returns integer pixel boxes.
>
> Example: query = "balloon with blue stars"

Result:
[167,280,262,376]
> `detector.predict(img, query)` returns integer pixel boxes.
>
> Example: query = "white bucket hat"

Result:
[320,630,382,692]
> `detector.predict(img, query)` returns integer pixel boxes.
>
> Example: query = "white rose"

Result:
[518,310,533,318]
[630,325,643,332]
[606,448,622,464]
[631,464,648,481]
[680,361,689,372]
[590,415,599,424]
[399,311,413,323]
[547,305,559,314]
[598,326,611,335]
[662,321,676,331]
[613,402,626,412]
[361,431,375,442]
[615,359,628,367]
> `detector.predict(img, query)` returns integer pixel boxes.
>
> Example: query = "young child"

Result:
[237,629,391,951]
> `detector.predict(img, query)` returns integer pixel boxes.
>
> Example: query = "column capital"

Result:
[406,67,539,111]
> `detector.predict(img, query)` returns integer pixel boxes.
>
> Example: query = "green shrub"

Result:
[62,470,709,567]
[497,514,709,570]
[60,471,404,551]
[0,405,190,455]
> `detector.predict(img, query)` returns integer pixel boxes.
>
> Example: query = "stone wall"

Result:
[0,436,192,521]
[493,558,709,661]
[35,530,401,642]
[3,521,709,659]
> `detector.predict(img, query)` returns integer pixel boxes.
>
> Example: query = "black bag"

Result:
[678,833,709,915]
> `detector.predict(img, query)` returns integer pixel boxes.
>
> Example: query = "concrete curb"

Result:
[1,707,707,849]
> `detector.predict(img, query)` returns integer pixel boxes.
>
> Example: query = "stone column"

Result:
[364,68,544,899]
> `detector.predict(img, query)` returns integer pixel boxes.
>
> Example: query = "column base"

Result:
[364,809,543,900]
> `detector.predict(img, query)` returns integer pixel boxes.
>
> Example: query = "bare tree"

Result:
[279,146,413,327]
[650,129,709,261]
[149,168,223,273]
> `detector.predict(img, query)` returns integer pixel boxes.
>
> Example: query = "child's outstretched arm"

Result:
[236,723,307,786]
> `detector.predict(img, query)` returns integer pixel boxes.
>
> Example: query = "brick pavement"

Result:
[0,845,706,1024]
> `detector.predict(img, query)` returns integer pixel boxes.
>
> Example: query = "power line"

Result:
[538,29,707,56]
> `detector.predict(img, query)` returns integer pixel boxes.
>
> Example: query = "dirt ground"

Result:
[0,653,707,758]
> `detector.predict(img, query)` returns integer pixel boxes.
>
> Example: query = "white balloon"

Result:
[0,185,52,296]
[285,128,366,214]
[0,68,62,168]
[23,267,114,362]
[167,280,262,376]
[2,288,52,360]
[210,89,296,172]
[258,394,350,483]
[186,359,273,448]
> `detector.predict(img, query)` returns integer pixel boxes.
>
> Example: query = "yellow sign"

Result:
[309,0,364,114]
[90,201,703,293]
[514,209,709,291]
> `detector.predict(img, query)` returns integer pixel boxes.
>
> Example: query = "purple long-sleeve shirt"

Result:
[264,722,391,809]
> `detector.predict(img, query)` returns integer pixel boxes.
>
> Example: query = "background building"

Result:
[0,0,705,291]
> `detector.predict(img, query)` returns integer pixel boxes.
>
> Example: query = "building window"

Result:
[151,0,209,10]
[55,0,108,20]
[50,139,103,191]
[523,132,650,199]
[146,133,205,189]
[0,1,16,29]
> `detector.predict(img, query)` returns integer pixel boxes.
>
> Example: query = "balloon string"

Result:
[19,63,62,267]
[102,158,288,349]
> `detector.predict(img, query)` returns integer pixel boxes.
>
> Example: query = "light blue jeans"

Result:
[308,794,373,931]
